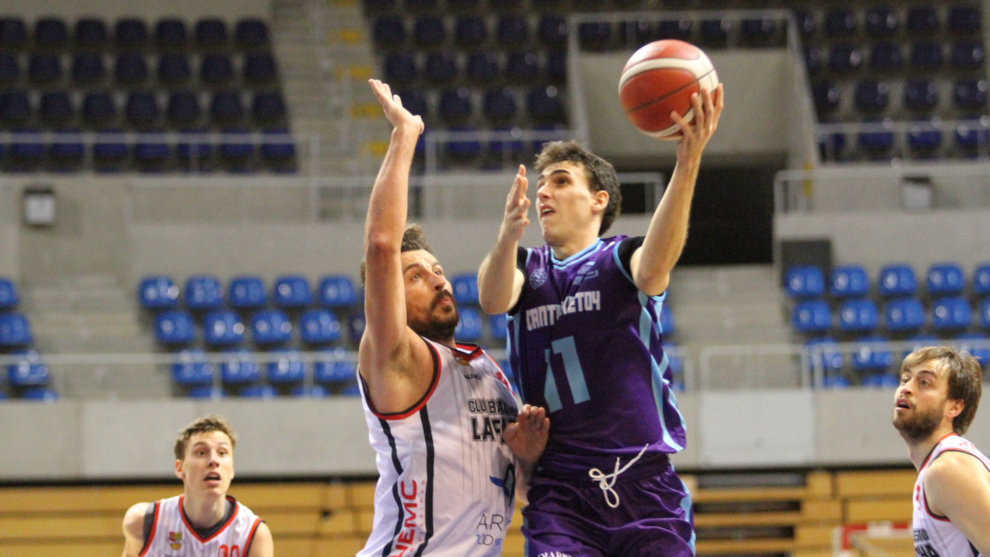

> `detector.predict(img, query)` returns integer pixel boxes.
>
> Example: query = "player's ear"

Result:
[947,398,964,419]
[174,459,185,480]
[592,189,609,212]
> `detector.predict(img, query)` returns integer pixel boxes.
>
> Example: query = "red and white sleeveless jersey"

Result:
[140,495,263,557]
[913,433,989,557]
[358,337,519,556]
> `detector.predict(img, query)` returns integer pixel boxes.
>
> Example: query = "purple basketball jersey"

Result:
[508,236,685,479]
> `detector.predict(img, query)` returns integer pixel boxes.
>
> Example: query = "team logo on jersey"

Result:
[529,268,547,289]
[168,530,182,550]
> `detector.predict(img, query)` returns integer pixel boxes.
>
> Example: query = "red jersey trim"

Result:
[367,336,442,421]
[137,500,161,557]
[242,517,262,555]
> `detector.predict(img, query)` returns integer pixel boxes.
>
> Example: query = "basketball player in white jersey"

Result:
[357,79,549,556]
[893,346,990,556]
[121,415,273,557]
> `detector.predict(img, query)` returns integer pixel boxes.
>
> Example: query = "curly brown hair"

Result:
[901,346,983,434]
[174,415,237,460]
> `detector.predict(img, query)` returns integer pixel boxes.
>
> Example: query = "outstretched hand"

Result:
[368,78,424,136]
[671,83,723,161]
[503,404,549,464]
[498,164,531,244]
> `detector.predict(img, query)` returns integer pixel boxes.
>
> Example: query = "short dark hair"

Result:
[360,223,433,285]
[901,346,983,434]
[174,415,237,460]
[535,140,622,235]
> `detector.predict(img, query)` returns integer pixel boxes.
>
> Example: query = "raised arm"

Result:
[631,84,724,295]
[478,164,530,314]
[121,502,150,557]
[924,451,990,555]
[359,79,432,413]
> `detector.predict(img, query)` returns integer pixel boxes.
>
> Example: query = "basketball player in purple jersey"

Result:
[893,346,990,556]
[478,84,723,556]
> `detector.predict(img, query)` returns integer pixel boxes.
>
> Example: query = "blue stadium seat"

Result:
[74,18,108,49]
[154,309,196,346]
[8,128,45,170]
[227,275,266,310]
[861,372,900,388]
[857,117,895,159]
[38,90,74,127]
[202,309,245,348]
[823,8,856,38]
[791,10,816,39]
[489,313,508,342]
[265,349,305,384]
[243,52,278,86]
[0,277,19,309]
[579,21,614,51]
[854,79,890,113]
[954,117,989,155]
[413,15,446,48]
[909,41,943,70]
[438,87,473,125]
[451,273,479,305]
[952,332,990,365]
[829,264,870,299]
[239,384,276,398]
[496,15,529,47]
[455,306,484,342]
[157,52,192,86]
[154,18,189,50]
[7,349,49,387]
[660,305,675,337]
[423,50,457,85]
[200,53,235,87]
[176,127,214,168]
[273,275,312,309]
[133,127,171,172]
[82,91,117,128]
[172,349,214,386]
[372,15,406,49]
[92,128,129,171]
[526,86,565,125]
[184,275,224,311]
[850,335,895,373]
[260,128,295,170]
[926,262,966,297]
[210,91,245,125]
[906,5,939,35]
[406,0,439,11]
[537,14,567,48]
[71,52,106,85]
[973,263,990,297]
[454,14,488,49]
[346,310,366,344]
[33,17,69,50]
[218,126,255,169]
[864,5,898,38]
[978,298,990,330]
[869,42,903,73]
[0,90,31,127]
[0,17,28,50]
[235,18,270,50]
[784,265,825,299]
[740,16,778,46]
[805,336,845,379]
[291,385,329,398]
[505,51,540,84]
[947,5,981,35]
[903,79,939,113]
[546,50,566,84]
[250,309,292,346]
[49,128,86,169]
[837,298,879,334]
[313,346,356,385]
[931,296,972,332]
[27,52,63,85]
[0,52,19,84]
[877,264,918,298]
[812,80,841,117]
[884,297,925,334]
[906,117,943,158]
[219,349,261,385]
[166,90,201,126]
[953,78,987,112]
[829,43,864,74]
[698,18,730,47]
[383,52,417,86]
[0,312,32,347]
[194,18,228,50]
[114,18,148,50]
[299,308,342,345]
[949,40,985,71]
[317,275,358,308]
[138,275,179,310]
[791,299,832,335]
[482,87,518,125]
[20,387,58,401]
[445,125,482,161]
[124,91,161,129]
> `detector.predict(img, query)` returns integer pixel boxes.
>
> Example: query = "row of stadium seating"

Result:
[791,295,990,337]
[785,262,990,302]
[0,278,56,401]
[0,16,271,52]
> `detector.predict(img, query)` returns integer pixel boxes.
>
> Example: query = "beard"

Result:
[408,292,459,342]
[893,401,944,443]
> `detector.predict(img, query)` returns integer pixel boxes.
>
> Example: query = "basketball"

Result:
[618,39,719,140]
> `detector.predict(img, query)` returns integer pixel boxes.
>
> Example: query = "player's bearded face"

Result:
[409,290,458,341]
[892,398,945,442]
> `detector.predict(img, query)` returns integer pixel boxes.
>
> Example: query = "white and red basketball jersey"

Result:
[912,433,989,557]
[140,495,263,557]
[358,337,519,557]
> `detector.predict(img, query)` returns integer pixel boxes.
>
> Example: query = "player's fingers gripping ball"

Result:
[618,39,720,140]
